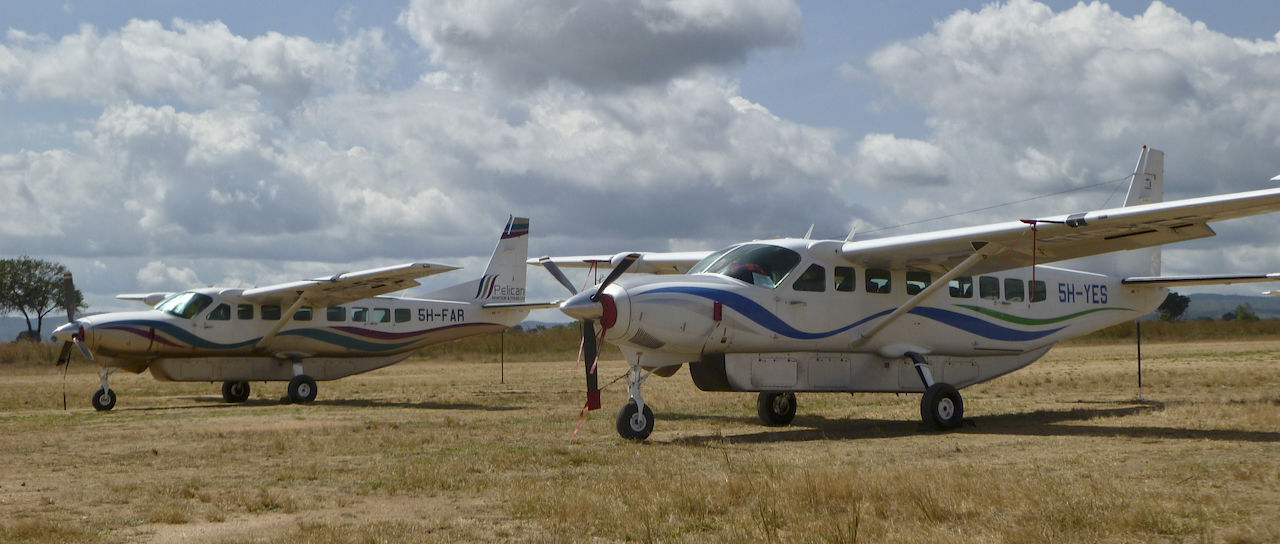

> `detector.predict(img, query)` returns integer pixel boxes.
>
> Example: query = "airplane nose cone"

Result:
[560,290,604,321]
[52,321,78,343]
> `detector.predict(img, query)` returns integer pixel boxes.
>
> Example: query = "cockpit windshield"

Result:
[688,244,802,289]
[154,291,214,319]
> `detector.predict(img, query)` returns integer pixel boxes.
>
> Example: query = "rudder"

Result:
[424,216,530,302]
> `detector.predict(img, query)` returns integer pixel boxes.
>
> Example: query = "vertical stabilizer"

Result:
[424,217,530,302]
[1122,148,1163,277]
[1058,147,1164,278]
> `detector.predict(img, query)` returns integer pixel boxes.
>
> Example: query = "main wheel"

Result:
[615,399,655,440]
[221,381,250,403]
[921,382,964,429]
[91,388,116,411]
[756,392,797,426]
[287,375,317,404]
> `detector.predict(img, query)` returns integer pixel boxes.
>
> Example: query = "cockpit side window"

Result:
[697,244,802,289]
[154,292,214,320]
[792,264,826,292]
[206,304,231,321]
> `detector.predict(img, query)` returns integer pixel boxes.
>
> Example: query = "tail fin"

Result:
[1059,147,1164,278]
[1121,147,1163,277]
[424,216,530,302]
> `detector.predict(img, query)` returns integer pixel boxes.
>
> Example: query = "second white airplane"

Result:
[53,217,552,410]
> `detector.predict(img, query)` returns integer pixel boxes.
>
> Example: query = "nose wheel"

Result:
[91,387,116,411]
[616,400,654,440]
[614,359,655,440]
[90,367,118,411]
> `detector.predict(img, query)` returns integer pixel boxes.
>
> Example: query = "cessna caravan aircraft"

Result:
[535,148,1280,440]
[52,217,550,411]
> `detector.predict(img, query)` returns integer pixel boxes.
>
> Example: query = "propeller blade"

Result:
[62,272,76,323]
[538,257,578,295]
[590,253,640,302]
[55,342,73,366]
[74,338,95,361]
[583,319,600,411]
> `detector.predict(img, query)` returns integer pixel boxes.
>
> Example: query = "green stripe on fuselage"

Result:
[953,304,1133,326]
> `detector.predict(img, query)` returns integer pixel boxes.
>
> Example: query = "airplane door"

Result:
[195,302,236,352]
[778,263,831,337]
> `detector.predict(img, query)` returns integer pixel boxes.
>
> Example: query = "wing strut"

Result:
[255,294,308,350]
[852,242,1001,347]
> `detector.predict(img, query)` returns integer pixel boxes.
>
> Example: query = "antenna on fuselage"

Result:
[803,224,814,240]
[845,220,861,242]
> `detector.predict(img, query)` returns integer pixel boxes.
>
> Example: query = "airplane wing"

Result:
[840,187,1280,276]
[239,262,461,307]
[530,251,713,275]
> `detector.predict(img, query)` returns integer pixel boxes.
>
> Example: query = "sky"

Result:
[3,0,1280,323]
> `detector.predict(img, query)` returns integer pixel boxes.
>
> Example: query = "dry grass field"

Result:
[3,338,1280,543]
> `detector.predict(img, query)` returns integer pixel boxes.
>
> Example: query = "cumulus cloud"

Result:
[136,261,203,290]
[864,0,1280,206]
[0,19,392,110]
[855,133,948,186]
[396,0,802,90]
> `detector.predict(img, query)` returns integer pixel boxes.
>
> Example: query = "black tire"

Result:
[921,382,964,429]
[756,392,797,426]
[221,381,250,403]
[288,375,317,404]
[91,388,116,411]
[615,399,655,440]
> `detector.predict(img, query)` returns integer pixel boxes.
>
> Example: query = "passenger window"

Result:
[905,271,931,295]
[394,308,411,323]
[327,307,346,322]
[949,277,973,298]
[371,308,391,323]
[352,307,368,323]
[979,277,1000,300]
[1005,278,1025,302]
[834,267,855,292]
[206,304,231,321]
[295,306,313,321]
[793,264,826,292]
[237,304,254,320]
[1031,280,1047,303]
[866,269,891,294]
[261,305,281,321]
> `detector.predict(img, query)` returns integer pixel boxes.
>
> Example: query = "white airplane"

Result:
[52,217,551,411]
[535,148,1280,440]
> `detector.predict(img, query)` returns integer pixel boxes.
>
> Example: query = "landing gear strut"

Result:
[91,367,118,411]
[908,351,964,429]
[616,360,654,440]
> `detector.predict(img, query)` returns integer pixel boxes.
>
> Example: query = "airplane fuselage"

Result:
[585,239,1164,388]
[71,288,527,382]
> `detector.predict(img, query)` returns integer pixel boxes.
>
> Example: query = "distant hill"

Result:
[0,315,73,342]
[1180,293,1280,320]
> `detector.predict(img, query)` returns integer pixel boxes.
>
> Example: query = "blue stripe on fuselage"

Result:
[640,286,1064,342]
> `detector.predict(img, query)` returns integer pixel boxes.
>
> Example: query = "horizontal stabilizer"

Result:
[1122,273,1280,287]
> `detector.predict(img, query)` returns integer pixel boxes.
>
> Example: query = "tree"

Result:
[1157,292,1190,321]
[1221,303,1260,322]
[0,257,87,342]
